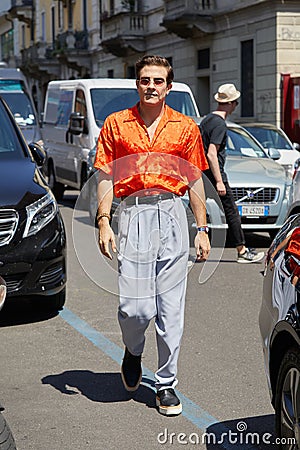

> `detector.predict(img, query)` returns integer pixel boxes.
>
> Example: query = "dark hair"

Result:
[135,55,174,85]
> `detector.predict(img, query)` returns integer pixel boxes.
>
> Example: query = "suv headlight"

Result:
[23,191,58,238]
[283,164,294,181]
[284,183,291,201]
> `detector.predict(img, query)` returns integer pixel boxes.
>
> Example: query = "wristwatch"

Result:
[197,226,209,234]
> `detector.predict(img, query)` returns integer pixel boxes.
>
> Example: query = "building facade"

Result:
[0,0,299,138]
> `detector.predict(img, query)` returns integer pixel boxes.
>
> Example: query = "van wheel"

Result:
[48,165,65,201]
[88,174,98,226]
[80,166,88,190]
[79,166,89,211]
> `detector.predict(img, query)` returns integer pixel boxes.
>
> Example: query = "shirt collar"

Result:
[123,103,181,123]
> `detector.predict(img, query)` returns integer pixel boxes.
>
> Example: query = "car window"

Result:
[44,88,74,126]
[90,88,198,126]
[75,89,87,118]
[0,80,37,128]
[0,100,25,159]
[226,127,267,158]
[246,126,293,150]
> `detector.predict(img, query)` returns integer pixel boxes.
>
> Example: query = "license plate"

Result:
[238,205,269,216]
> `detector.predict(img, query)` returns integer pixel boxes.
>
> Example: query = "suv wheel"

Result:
[48,164,65,201]
[275,347,300,448]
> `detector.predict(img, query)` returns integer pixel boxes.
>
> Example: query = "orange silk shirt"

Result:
[94,104,208,197]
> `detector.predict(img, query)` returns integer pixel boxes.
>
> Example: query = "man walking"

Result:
[200,83,264,263]
[94,55,210,416]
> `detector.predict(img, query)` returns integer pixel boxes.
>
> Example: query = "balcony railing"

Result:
[102,13,147,40]
[101,12,147,56]
[11,0,33,7]
[164,0,215,15]
[162,0,215,37]
[56,30,89,52]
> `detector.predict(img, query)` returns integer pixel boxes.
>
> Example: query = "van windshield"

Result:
[90,88,198,127]
[0,80,36,127]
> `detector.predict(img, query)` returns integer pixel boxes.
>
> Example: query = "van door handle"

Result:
[66,130,73,144]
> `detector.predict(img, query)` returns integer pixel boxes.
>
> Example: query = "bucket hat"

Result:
[214,83,240,103]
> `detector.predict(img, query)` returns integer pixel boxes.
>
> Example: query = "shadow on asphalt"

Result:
[0,298,58,327]
[58,191,78,209]
[206,414,276,449]
[41,370,156,409]
[243,231,272,249]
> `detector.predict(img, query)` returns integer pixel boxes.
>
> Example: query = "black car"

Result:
[0,97,66,310]
[259,214,300,447]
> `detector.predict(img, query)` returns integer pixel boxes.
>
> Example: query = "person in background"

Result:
[200,83,264,263]
[94,55,210,416]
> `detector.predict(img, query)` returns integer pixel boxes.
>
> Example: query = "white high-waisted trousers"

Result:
[117,195,189,390]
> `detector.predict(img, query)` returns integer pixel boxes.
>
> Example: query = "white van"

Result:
[0,68,43,145]
[42,78,200,200]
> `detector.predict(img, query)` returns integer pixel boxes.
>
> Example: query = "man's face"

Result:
[136,65,172,107]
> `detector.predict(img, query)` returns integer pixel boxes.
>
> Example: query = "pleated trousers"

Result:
[117,195,189,390]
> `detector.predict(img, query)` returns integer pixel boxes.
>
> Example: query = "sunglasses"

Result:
[138,77,166,87]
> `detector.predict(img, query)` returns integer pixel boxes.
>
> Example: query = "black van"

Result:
[0,96,66,310]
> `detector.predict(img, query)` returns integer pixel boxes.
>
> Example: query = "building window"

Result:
[0,29,14,61]
[41,11,46,42]
[241,40,254,117]
[107,69,114,78]
[21,25,25,49]
[126,66,135,79]
[109,0,115,15]
[58,0,64,29]
[197,48,210,70]
[51,7,55,48]
[83,0,87,30]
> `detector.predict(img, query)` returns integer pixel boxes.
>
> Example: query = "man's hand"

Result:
[216,180,226,196]
[194,232,210,261]
[98,219,116,259]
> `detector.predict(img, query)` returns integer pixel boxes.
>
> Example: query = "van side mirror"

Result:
[268,148,281,160]
[28,142,46,168]
[69,112,88,135]
[293,142,300,152]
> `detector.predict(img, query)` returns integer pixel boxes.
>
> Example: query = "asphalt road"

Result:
[0,192,277,450]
